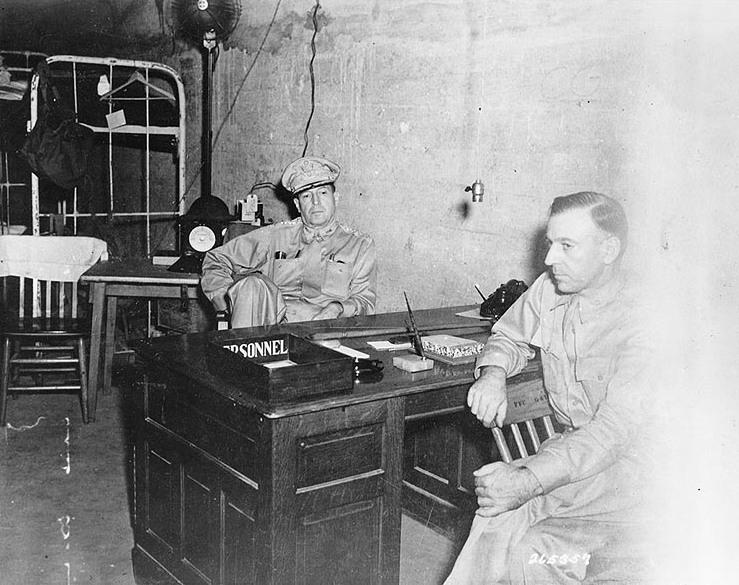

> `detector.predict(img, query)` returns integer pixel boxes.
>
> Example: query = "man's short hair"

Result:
[550,191,628,253]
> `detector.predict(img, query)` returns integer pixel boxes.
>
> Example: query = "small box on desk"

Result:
[206,333,354,402]
[151,250,179,266]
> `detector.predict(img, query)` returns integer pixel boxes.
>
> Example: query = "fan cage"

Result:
[171,0,242,43]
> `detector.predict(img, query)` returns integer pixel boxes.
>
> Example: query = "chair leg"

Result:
[1,337,11,427]
[77,337,89,424]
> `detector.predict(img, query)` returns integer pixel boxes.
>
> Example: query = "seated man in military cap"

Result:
[200,156,377,328]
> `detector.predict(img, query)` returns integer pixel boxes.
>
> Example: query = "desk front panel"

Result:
[132,371,264,585]
[132,369,403,585]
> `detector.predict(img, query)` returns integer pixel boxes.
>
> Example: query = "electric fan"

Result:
[172,0,241,197]
[168,0,242,273]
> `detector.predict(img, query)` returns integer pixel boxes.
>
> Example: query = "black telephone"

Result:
[480,279,529,320]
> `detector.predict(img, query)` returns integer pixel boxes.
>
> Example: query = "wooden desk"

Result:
[80,260,201,421]
[130,307,546,585]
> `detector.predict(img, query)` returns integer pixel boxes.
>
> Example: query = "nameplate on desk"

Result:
[223,338,289,360]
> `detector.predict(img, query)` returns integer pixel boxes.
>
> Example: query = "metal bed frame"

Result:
[29,55,187,257]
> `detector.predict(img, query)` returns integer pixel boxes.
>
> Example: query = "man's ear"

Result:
[293,197,300,212]
[602,235,621,265]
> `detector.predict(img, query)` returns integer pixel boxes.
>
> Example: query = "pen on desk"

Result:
[474,284,487,301]
[404,292,426,359]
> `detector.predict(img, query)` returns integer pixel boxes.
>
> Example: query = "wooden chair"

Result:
[0,235,108,426]
[491,378,560,463]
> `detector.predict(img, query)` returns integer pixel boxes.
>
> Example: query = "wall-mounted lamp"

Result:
[465,179,485,203]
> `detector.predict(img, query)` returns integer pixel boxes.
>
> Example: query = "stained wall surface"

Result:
[187,0,734,320]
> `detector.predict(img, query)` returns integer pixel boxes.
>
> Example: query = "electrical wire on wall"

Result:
[472,4,488,200]
[301,0,320,157]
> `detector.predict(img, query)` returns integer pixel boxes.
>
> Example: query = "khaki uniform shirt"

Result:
[476,270,654,494]
[201,218,376,318]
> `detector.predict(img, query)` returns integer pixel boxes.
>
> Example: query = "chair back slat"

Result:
[525,419,541,451]
[44,279,52,319]
[492,427,513,464]
[18,276,26,319]
[491,415,561,464]
[71,281,78,318]
[542,415,556,438]
[1,276,79,322]
[511,423,529,458]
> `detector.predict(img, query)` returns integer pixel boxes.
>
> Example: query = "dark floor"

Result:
[0,367,459,585]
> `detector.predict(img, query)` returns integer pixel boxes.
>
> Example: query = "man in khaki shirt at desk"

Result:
[201,156,376,328]
[445,192,655,584]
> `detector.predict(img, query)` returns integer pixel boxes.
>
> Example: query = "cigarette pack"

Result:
[420,334,484,365]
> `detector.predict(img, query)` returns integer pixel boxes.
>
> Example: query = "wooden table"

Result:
[80,260,201,421]
[130,307,547,585]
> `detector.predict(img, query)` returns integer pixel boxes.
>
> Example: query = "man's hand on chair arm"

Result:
[473,462,543,517]
[468,365,508,428]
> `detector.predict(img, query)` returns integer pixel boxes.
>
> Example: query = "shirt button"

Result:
[597,374,604,381]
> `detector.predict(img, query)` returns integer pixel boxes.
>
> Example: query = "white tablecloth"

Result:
[0,235,108,282]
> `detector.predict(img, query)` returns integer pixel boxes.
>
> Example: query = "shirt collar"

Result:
[550,270,627,323]
[301,218,338,244]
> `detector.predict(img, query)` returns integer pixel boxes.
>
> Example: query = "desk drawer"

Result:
[405,385,468,420]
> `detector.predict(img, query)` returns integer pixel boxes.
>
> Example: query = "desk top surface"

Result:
[135,305,541,418]
[80,259,200,285]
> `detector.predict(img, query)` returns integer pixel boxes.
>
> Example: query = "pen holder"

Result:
[392,353,434,372]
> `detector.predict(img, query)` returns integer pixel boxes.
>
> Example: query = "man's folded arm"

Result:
[474,274,546,379]
[200,236,268,311]
[335,237,377,317]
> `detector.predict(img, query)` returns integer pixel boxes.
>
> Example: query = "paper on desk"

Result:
[333,345,370,359]
[263,359,297,369]
[456,308,494,321]
[367,340,413,351]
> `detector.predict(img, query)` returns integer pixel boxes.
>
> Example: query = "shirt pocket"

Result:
[272,258,302,288]
[322,259,353,298]
[540,348,567,409]
[574,356,611,406]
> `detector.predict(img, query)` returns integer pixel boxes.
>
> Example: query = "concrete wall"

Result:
[193,0,709,314]
[2,0,734,318]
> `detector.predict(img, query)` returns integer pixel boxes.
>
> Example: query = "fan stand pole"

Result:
[202,33,216,199]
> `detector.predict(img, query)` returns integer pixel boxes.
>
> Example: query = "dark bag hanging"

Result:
[20,60,95,190]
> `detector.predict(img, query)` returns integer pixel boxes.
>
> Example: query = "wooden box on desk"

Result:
[206,333,354,402]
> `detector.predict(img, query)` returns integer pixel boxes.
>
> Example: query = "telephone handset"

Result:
[479,279,529,320]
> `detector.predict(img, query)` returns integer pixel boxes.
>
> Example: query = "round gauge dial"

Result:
[188,225,217,253]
